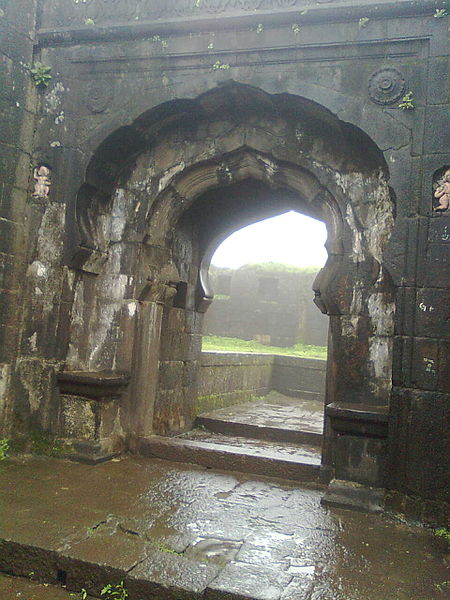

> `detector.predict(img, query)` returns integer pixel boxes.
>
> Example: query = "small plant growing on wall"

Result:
[434,528,450,549]
[30,62,52,87]
[398,91,415,110]
[358,17,370,28]
[212,61,230,70]
[256,24,264,33]
[0,439,9,460]
[433,8,448,18]
[291,23,301,35]
[70,589,88,600]
[101,581,128,600]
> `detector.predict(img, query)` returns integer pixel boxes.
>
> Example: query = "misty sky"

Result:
[211,211,328,269]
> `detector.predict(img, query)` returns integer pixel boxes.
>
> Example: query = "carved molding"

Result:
[44,0,319,28]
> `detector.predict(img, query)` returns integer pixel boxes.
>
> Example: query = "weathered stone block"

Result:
[158,361,184,391]
[424,105,450,154]
[335,435,387,488]
[60,395,97,440]
[411,338,439,391]
[415,289,449,339]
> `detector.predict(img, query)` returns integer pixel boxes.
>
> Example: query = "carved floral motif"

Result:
[368,68,406,106]
[433,168,450,213]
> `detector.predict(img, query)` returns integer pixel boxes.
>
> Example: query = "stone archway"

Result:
[63,82,395,486]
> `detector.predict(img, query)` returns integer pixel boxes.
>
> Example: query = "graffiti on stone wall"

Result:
[32,165,52,198]
[433,167,450,213]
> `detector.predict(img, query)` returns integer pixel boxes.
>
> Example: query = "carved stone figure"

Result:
[32,165,51,198]
[433,168,450,212]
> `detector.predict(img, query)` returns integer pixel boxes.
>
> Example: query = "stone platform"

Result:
[195,391,324,445]
[0,456,447,600]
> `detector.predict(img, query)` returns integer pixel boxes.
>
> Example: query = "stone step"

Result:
[137,431,322,483]
[195,414,323,446]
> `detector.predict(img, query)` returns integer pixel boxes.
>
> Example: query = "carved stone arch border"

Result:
[144,146,346,315]
[67,81,392,274]
[64,83,396,491]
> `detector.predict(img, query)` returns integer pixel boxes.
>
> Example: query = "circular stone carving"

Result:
[86,82,113,114]
[368,68,406,106]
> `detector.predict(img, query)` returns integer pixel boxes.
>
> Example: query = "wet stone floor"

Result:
[0,456,448,600]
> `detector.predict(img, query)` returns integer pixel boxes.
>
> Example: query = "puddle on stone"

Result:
[185,537,243,565]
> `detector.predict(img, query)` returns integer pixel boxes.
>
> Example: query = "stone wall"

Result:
[204,265,329,347]
[0,0,39,437]
[196,351,326,416]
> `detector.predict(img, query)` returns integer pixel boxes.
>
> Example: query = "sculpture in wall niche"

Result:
[368,68,406,106]
[433,167,450,212]
[32,165,51,198]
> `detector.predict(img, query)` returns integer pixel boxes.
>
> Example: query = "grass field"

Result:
[202,335,327,360]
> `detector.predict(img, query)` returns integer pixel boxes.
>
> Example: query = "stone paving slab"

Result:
[195,392,324,446]
[0,456,448,600]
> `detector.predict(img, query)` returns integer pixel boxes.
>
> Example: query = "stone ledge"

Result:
[56,371,130,400]
[326,402,389,438]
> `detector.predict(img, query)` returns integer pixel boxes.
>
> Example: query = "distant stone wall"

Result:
[204,266,329,347]
[271,356,326,400]
[196,351,326,415]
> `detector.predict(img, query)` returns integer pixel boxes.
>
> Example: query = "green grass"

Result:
[238,262,321,274]
[202,336,327,360]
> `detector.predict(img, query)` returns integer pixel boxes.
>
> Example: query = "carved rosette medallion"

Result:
[368,68,406,106]
[86,82,113,114]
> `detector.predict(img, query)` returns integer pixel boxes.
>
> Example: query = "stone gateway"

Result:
[0,0,448,523]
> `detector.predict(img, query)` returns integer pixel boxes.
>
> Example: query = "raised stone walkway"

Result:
[0,455,447,600]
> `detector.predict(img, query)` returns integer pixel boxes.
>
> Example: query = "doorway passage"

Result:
[143,211,330,482]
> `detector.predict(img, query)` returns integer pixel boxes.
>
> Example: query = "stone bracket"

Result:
[326,402,389,439]
[56,371,130,401]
